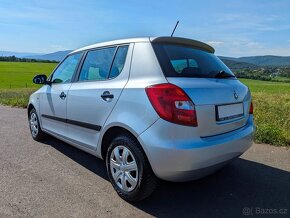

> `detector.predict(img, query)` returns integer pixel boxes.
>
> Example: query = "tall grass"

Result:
[240,79,290,146]
[0,88,36,107]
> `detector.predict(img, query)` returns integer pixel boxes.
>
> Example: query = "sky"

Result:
[0,0,290,57]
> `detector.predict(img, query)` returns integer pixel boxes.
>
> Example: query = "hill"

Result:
[27,52,290,67]
[3,49,290,67]
[25,50,72,62]
[0,51,43,58]
[219,58,258,70]
[220,55,290,67]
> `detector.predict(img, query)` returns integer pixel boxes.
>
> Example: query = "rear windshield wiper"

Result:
[214,70,236,78]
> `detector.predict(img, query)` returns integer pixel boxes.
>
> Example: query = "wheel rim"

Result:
[30,112,39,137]
[110,146,138,192]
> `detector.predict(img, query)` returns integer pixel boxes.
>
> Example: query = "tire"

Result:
[29,108,46,141]
[106,133,158,202]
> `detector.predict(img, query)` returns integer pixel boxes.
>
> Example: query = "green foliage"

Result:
[0,56,58,63]
[234,67,290,82]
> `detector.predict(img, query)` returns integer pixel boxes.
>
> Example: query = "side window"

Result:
[109,46,129,79]
[51,53,81,84]
[79,47,116,81]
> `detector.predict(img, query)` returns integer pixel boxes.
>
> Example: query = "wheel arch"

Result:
[27,103,35,116]
[99,125,153,167]
[100,125,139,160]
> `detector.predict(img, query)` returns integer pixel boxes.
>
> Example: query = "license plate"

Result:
[216,103,244,121]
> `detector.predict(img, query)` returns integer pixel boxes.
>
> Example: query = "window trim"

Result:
[108,46,129,79]
[74,44,130,83]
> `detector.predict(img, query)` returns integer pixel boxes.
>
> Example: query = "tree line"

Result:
[0,56,58,63]
[235,67,290,82]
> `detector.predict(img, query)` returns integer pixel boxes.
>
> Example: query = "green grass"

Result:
[0,61,57,89]
[272,76,290,83]
[240,79,290,146]
[0,62,57,108]
[239,78,290,94]
[0,88,36,107]
[0,62,289,146]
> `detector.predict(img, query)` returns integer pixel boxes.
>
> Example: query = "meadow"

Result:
[239,79,289,146]
[0,61,57,89]
[0,62,289,146]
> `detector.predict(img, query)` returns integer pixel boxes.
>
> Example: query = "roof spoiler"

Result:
[150,36,215,53]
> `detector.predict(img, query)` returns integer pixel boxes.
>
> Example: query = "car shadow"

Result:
[42,137,290,218]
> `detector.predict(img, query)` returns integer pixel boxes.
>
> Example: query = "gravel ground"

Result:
[0,105,289,218]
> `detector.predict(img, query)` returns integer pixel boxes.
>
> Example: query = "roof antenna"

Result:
[171,20,179,37]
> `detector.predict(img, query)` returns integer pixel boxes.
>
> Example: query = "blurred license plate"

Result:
[216,103,244,121]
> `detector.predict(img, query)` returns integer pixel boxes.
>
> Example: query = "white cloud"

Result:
[215,39,290,57]
[244,41,263,49]
[214,13,289,33]
[207,41,224,47]
[256,24,290,32]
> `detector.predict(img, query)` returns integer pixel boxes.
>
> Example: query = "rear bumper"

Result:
[138,116,254,182]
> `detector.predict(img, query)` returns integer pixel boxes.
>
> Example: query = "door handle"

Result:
[101,91,114,101]
[59,92,66,100]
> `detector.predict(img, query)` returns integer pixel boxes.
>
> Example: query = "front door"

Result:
[40,53,82,137]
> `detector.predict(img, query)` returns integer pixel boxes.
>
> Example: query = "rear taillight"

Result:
[249,101,253,114]
[145,83,197,126]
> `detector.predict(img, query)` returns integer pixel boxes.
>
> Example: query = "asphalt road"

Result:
[0,105,289,218]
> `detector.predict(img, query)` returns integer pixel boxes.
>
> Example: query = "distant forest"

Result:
[0,56,58,63]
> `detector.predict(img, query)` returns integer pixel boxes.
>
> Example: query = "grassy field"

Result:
[0,61,57,89]
[0,62,289,146]
[0,61,57,107]
[239,79,290,146]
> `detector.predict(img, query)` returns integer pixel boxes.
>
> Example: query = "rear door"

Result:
[66,44,131,149]
[152,43,251,137]
[40,53,82,137]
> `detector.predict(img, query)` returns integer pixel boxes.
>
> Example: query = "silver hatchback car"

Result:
[28,36,254,201]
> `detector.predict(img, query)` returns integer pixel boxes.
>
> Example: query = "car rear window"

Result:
[152,43,235,78]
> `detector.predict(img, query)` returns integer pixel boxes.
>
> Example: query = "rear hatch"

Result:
[151,39,251,137]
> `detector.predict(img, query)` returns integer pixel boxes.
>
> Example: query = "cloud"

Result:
[215,39,290,57]
[214,12,290,33]
[207,41,224,47]
[49,45,69,51]
[256,24,290,32]
[244,41,263,49]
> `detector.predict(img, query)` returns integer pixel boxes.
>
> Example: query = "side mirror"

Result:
[33,74,49,85]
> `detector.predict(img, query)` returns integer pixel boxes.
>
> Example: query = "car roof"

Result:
[70,36,215,54]
[71,37,150,54]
